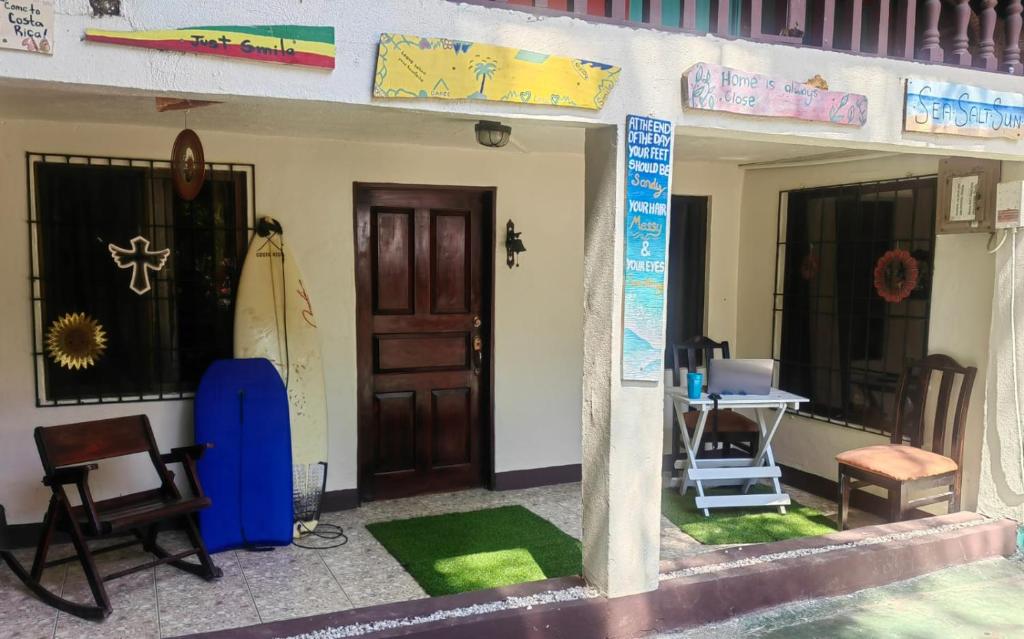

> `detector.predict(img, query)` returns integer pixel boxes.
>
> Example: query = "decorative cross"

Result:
[108,235,170,295]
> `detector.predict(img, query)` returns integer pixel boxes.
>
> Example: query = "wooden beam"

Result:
[949,0,972,66]
[649,0,663,25]
[849,0,863,52]
[1005,0,1023,74]
[918,0,944,62]
[155,98,220,112]
[976,0,998,70]
[821,0,835,49]
[751,0,763,38]
[875,0,889,56]
[717,0,732,35]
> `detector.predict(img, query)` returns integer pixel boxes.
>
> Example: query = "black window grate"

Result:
[27,153,255,406]
[771,175,937,434]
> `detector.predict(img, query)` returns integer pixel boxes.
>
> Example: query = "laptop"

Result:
[708,359,774,396]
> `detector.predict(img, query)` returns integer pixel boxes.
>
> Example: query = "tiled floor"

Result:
[0,481,878,639]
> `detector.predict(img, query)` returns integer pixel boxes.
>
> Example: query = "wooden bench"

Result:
[3,415,221,620]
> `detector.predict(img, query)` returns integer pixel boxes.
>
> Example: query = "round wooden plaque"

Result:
[171,128,206,201]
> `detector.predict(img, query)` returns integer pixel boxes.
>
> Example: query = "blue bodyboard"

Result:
[196,358,293,552]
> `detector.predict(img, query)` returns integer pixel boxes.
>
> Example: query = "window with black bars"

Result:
[772,175,937,434]
[28,154,255,406]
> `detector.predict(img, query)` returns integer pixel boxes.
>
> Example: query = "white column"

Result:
[978,161,1024,523]
[581,124,666,597]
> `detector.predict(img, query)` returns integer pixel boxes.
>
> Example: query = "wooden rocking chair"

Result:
[6,415,221,620]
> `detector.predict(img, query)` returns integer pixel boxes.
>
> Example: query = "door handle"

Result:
[472,316,483,375]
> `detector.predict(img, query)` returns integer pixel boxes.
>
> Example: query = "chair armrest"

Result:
[42,464,98,487]
[160,443,213,465]
[161,444,212,499]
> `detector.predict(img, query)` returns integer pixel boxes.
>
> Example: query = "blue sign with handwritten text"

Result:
[905,79,1024,140]
[623,115,673,381]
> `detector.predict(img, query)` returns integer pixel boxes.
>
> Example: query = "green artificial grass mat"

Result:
[365,505,582,596]
[662,484,836,545]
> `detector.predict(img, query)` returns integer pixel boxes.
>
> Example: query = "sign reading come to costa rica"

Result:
[1,0,54,54]
[84,25,335,69]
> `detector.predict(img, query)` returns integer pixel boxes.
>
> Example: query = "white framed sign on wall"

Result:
[1,0,53,54]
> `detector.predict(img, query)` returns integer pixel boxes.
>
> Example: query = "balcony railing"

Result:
[455,1,1024,75]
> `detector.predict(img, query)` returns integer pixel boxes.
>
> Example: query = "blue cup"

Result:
[687,372,703,400]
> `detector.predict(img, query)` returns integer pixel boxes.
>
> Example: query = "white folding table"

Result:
[666,388,808,517]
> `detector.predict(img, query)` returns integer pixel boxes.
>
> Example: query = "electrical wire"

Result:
[291,462,345,550]
[987,230,1009,254]
[292,520,348,550]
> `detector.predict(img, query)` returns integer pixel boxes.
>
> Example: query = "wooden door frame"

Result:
[352,183,496,502]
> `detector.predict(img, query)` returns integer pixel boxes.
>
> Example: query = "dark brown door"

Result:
[354,185,491,500]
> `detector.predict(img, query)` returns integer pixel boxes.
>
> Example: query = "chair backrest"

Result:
[35,415,162,473]
[891,354,977,465]
[670,335,731,388]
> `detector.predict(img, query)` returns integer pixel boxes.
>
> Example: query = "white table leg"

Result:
[750,406,787,514]
[674,401,711,516]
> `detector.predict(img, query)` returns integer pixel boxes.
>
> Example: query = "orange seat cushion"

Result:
[682,410,759,434]
[836,444,957,481]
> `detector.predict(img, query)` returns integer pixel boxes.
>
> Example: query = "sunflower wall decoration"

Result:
[46,313,108,370]
[873,249,919,303]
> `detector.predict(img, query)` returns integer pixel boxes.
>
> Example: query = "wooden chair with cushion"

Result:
[8,415,222,620]
[670,336,760,461]
[836,354,977,530]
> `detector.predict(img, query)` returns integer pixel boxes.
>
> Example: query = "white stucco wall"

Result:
[735,154,997,510]
[4,0,1024,162]
[979,161,1024,522]
[1,0,1022,534]
[0,118,585,524]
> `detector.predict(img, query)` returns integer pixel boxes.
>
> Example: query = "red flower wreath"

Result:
[873,249,919,303]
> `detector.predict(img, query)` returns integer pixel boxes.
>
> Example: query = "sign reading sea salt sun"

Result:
[904,79,1024,140]
[84,25,335,69]
[683,62,868,127]
[373,34,620,110]
[1,0,53,54]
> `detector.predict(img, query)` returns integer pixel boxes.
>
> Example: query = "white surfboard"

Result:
[234,216,328,537]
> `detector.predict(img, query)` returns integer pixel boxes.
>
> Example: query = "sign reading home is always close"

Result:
[622,115,674,382]
[904,79,1024,140]
[84,25,335,69]
[683,62,868,126]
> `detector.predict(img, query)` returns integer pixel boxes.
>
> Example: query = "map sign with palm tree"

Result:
[470,56,499,99]
[374,33,620,110]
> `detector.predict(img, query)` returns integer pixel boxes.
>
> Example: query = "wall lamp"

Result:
[505,220,526,268]
[475,120,511,148]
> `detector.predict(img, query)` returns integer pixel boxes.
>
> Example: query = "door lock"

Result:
[472,317,483,375]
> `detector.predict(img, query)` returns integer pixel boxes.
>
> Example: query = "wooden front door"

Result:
[354,185,491,500]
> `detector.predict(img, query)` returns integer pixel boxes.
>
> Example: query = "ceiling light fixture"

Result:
[475,120,511,148]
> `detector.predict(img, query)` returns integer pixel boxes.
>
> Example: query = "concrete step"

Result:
[180,512,1018,639]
